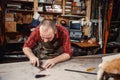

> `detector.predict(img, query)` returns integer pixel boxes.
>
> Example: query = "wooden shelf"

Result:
[61,14,85,18]
[71,41,99,48]
[5,32,30,36]
[38,11,62,14]
[12,0,53,5]
[12,0,33,3]
[6,41,24,44]
[3,50,24,55]
[7,9,62,14]
[7,9,33,13]
[72,13,86,16]
[6,32,23,34]
[111,21,120,23]
[40,1,53,4]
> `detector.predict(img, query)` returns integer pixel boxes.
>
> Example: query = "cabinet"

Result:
[2,0,63,55]
[5,0,63,42]
[58,0,91,27]
[62,0,87,18]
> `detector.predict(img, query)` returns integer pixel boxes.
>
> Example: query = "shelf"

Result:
[3,51,24,55]
[39,1,54,4]
[71,41,99,48]
[7,9,62,14]
[12,0,53,5]
[5,32,30,37]
[12,0,34,3]
[38,11,62,14]
[6,32,23,34]
[6,41,24,44]
[7,9,34,13]
[72,13,86,16]
[61,15,85,18]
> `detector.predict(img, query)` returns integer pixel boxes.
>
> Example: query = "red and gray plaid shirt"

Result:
[23,25,73,56]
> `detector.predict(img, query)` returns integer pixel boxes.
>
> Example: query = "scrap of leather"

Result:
[35,61,46,71]
[86,67,96,72]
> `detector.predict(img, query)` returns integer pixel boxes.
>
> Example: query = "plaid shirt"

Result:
[23,25,73,56]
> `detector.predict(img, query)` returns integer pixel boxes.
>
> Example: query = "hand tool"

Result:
[65,69,97,75]
[35,61,46,71]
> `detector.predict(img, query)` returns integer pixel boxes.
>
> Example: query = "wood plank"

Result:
[71,41,99,48]
[85,0,91,21]
[34,0,38,13]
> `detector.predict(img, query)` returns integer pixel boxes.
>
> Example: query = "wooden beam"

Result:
[62,0,65,15]
[85,0,91,21]
[34,0,38,13]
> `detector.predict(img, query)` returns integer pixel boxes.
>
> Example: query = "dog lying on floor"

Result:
[97,54,120,80]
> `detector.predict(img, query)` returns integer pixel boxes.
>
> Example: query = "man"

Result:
[23,19,72,69]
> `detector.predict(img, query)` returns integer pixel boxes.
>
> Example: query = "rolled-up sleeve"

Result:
[62,29,73,56]
[23,27,40,49]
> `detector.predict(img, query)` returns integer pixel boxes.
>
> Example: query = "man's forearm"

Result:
[52,53,71,64]
[23,47,36,59]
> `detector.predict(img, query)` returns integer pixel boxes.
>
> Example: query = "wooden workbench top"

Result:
[0,58,102,80]
[71,41,99,48]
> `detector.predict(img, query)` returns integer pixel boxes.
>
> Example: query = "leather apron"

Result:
[33,39,63,59]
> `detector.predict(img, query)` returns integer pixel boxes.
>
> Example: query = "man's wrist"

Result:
[51,58,57,64]
[28,54,37,60]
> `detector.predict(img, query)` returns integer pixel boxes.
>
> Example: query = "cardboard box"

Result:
[54,1,62,4]
[5,13,14,21]
[23,14,32,24]
[0,27,1,36]
[72,7,81,14]
[46,0,53,3]
[5,21,16,32]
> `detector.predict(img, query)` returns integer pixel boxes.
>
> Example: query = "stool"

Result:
[101,71,120,80]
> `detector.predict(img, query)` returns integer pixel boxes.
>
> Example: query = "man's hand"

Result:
[42,53,70,69]
[42,59,56,69]
[23,47,40,67]
[29,56,39,67]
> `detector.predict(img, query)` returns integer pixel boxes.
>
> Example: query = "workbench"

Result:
[0,56,102,80]
[71,41,99,55]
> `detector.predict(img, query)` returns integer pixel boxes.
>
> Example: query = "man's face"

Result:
[39,25,55,42]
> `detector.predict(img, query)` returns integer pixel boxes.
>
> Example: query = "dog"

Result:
[97,54,120,80]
